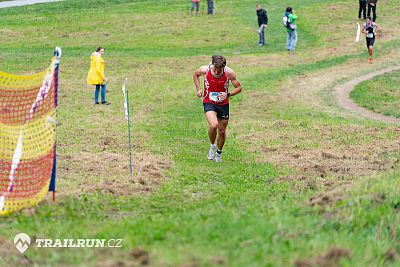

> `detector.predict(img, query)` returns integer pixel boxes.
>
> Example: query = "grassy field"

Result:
[0,0,399,266]
[351,70,400,118]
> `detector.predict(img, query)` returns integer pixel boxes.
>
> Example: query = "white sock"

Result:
[211,144,216,148]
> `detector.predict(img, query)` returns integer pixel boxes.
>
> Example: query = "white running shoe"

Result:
[207,145,216,160]
[215,153,222,163]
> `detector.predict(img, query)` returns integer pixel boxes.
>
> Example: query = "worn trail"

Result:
[335,65,400,124]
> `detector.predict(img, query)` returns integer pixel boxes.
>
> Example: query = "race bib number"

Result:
[367,33,374,38]
[209,92,222,102]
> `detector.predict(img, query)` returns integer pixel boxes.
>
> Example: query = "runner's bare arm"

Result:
[193,66,207,98]
[227,68,242,97]
[219,68,242,101]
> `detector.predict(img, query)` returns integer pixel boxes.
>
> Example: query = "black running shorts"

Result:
[203,103,229,119]
[366,37,375,48]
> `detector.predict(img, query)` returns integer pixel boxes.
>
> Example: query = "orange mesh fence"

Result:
[0,56,59,215]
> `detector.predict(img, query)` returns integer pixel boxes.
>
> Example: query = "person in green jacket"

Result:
[285,7,298,51]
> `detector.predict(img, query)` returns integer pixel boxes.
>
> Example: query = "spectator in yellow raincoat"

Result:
[87,47,110,105]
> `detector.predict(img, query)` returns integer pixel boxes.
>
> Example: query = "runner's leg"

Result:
[205,111,218,144]
[368,45,373,63]
[217,118,228,151]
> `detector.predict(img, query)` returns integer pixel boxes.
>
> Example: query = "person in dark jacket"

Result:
[358,0,367,20]
[367,0,377,22]
[256,4,268,46]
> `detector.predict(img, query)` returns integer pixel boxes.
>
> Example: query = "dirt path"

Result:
[335,65,400,124]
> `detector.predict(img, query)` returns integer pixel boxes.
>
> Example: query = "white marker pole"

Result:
[122,78,133,177]
[356,22,361,42]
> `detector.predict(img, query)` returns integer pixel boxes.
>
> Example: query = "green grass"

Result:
[0,0,399,266]
[351,70,400,118]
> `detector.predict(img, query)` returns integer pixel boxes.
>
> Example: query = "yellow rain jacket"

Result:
[87,51,105,85]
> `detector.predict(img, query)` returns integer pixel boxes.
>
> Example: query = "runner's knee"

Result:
[218,128,226,135]
[209,122,218,129]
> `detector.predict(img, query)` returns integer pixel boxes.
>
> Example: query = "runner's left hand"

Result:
[219,92,228,101]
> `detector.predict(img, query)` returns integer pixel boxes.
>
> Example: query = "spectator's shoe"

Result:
[95,102,99,105]
[207,145,216,160]
[369,58,373,64]
[215,153,222,163]
[101,101,111,105]
[258,43,264,47]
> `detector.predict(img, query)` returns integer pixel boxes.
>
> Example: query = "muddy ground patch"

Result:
[57,150,170,197]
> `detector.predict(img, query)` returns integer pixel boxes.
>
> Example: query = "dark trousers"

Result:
[191,2,199,13]
[368,4,377,22]
[95,84,106,103]
[207,0,214,14]
[258,25,265,45]
[358,0,366,19]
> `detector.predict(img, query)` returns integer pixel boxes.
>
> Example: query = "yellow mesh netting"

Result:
[0,57,58,215]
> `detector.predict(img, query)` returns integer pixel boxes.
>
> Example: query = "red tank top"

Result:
[203,64,230,105]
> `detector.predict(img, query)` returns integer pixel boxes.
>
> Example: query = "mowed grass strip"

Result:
[351,70,400,118]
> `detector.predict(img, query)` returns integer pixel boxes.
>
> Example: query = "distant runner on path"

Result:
[363,17,377,63]
[193,55,242,163]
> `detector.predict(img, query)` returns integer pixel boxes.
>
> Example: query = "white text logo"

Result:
[35,238,123,248]
[14,233,123,253]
